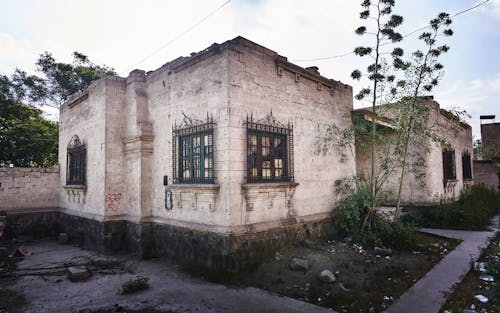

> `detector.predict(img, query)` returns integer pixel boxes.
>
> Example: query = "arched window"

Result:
[67,135,86,185]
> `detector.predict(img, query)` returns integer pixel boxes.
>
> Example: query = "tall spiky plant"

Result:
[392,13,453,218]
[351,0,403,230]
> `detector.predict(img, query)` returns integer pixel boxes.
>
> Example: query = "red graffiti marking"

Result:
[105,193,122,212]
[128,196,137,205]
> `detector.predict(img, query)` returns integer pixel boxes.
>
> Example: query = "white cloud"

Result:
[434,73,500,139]
[0,33,38,74]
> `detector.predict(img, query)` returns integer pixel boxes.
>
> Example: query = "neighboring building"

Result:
[353,97,473,205]
[57,36,355,269]
[474,118,500,190]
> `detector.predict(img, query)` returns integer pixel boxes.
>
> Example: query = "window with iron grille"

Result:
[462,152,472,180]
[173,117,215,184]
[66,135,86,185]
[246,115,293,183]
[442,149,456,181]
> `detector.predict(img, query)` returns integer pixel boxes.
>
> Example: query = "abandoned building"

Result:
[0,37,476,270]
[55,36,355,269]
[353,97,474,205]
[474,116,500,190]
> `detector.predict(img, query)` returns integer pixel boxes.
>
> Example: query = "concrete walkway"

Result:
[384,217,499,313]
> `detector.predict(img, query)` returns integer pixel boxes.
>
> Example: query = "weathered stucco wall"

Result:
[59,79,107,220]
[0,166,59,211]
[146,48,230,232]
[227,38,354,231]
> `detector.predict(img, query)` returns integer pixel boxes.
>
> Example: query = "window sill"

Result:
[242,181,299,190]
[63,185,87,190]
[167,184,220,192]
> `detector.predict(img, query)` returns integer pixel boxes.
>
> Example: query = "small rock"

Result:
[58,233,68,244]
[474,295,488,303]
[300,239,315,248]
[385,256,391,260]
[374,246,392,256]
[318,270,336,283]
[67,266,91,282]
[289,257,309,272]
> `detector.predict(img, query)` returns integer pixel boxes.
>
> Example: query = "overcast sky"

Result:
[1,0,499,139]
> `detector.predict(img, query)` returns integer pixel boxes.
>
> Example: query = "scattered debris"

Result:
[289,257,309,272]
[318,270,336,283]
[67,266,91,282]
[121,276,150,294]
[16,246,31,256]
[474,262,487,273]
[479,275,494,282]
[374,247,392,256]
[338,282,350,292]
[474,295,489,303]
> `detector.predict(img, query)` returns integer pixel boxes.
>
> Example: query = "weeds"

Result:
[404,185,500,230]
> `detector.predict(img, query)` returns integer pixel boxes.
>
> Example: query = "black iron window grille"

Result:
[173,115,215,184]
[246,113,294,183]
[66,135,86,185]
[442,149,456,181]
[462,152,472,180]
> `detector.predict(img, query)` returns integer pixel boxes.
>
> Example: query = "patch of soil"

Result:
[192,232,460,313]
[440,232,500,313]
[0,238,27,313]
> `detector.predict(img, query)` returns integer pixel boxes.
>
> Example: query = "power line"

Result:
[291,0,490,63]
[119,0,232,75]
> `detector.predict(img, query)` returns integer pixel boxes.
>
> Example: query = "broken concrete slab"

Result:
[16,246,31,256]
[67,266,91,282]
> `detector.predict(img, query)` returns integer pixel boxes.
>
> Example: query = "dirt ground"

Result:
[440,232,500,313]
[0,238,334,313]
[0,232,461,313]
[192,233,461,313]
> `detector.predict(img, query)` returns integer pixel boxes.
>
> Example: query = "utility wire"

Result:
[291,0,490,62]
[119,0,232,75]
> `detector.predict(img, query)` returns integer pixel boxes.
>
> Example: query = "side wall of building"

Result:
[59,79,107,220]
[473,160,499,190]
[227,38,355,231]
[0,166,59,211]
[355,99,473,205]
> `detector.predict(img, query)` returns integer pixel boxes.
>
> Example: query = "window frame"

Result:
[462,151,472,180]
[246,115,294,183]
[442,149,456,181]
[172,118,215,184]
[66,135,86,186]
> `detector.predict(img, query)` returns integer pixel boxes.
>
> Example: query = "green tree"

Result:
[351,0,404,229]
[10,51,115,108]
[0,51,114,167]
[392,13,453,218]
[0,78,58,167]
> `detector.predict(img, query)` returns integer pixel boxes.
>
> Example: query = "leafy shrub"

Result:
[121,276,150,294]
[405,185,500,230]
[332,179,417,249]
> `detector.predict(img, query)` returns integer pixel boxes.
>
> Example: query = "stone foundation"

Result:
[5,210,334,271]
